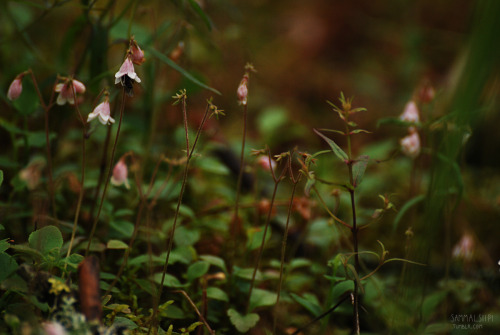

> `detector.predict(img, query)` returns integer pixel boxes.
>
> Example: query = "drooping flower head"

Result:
[399,100,420,123]
[54,77,86,105]
[115,56,141,97]
[452,233,475,261]
[237,63,256,106]
[237,75,248,106]
[111,158,130,189]
[7,72,26,101]
[400,127,420,158]
[130,37,146,65]
[87,92,114,125]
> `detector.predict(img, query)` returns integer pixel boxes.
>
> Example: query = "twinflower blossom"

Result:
[111,158,130,189]
[87,96,114,125]
[400,128,420,158]
[115,57,141,97]
[7,73,25,101]
[452,233,474,261]
[237,75,248,105]
[54,78,86,105]
[399,100,420,123]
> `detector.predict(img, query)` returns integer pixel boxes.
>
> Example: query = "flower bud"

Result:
[7,74,24,101]
[130,38,146,65]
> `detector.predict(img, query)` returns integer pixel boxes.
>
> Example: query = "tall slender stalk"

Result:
[345,118,360,335]
[247,150,287,314]
[64,82,87,273]
[28,70,58,219]
[149,100,210,334]
[104,153,163,297]
[229,102,248,267]
[273,153,301,334]
[85,88,126,257]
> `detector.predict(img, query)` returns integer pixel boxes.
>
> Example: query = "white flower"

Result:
[400,128,420,158]
[400,100,420,123]
[115,57,141,84]
[54,78,86,105]
[87,98,114,125]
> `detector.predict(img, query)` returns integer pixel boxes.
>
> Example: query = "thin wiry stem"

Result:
[345,120,360,335]
[64,82,87,274]
[85,88,126,257]
[229,102,248,268]
[29,70,57,219]
[149,102,210,334]
[104,153,163,297]
[247,150,288,314]
[273,154,301,334]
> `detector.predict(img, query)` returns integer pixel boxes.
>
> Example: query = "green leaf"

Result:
[29,226,63,255]
[313,128,348,162]
[0,253,18,282]
[317,128,345,136]
[186,261,210,282]
[147,47,221,95]
[206,287,229,302]
[393,195,425,231]
[170,203,195,219]
[0,170,3,187]
[173,226,200,247]
[352,155,369,188]
[227,309,260,333]
[199,255,227,272]
[107,240,129,249]
[64,253,84,270]
[153,273,185,288]
[350,129,371,135]
[290,292,322,316]
[112,317,138,330]
[0,238,10,253]
[249,288,278,311]
[233,267,263,281]
[246,226,271,250]
[188,0,213,30]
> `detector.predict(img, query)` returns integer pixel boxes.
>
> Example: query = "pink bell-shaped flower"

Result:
[400,128,420,158]
[87,96,114,125]
[111,158,130,189]
[399,100,420,123]
[54,78,86,105]
[115,56,141,97]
